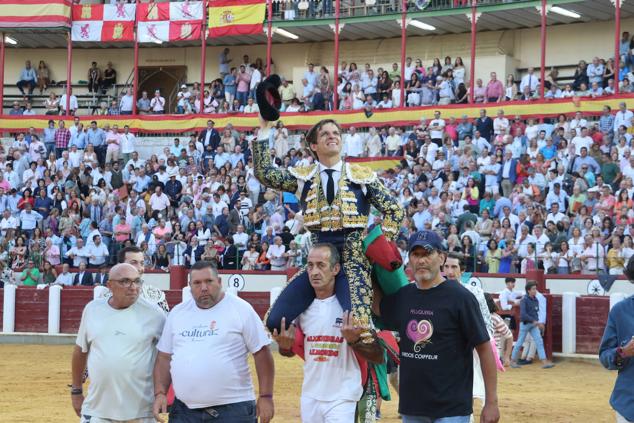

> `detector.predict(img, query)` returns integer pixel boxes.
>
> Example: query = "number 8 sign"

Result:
[226,274,246,291]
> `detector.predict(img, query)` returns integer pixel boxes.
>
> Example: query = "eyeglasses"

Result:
[110,278,143,287]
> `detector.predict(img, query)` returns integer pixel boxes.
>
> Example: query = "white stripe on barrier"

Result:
[270,287,283,307]
[48,285,62,334]
[2,284,16,333]
[562,292,580,354]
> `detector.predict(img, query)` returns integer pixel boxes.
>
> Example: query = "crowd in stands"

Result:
[1,96,634,285]
[9,35,634,116]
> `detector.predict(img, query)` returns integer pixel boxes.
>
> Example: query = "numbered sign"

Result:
[226,274,246,291]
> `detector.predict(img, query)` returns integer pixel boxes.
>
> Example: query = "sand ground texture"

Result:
[0,345,617,422]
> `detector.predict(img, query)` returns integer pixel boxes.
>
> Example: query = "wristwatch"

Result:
[70,386,83,395]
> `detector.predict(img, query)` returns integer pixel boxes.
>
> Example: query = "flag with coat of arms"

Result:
[71,3,135,42]
[208,0,266,37]
[137,1,203,43]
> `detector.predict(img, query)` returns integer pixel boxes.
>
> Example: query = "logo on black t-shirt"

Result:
[406,319,434,352]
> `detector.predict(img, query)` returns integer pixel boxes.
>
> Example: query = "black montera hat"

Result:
[256,74,282,122]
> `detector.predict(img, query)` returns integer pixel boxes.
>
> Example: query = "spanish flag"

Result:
[346,157,404,172]
[208,0,265,37]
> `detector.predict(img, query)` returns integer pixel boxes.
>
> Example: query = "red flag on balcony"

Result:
[137,1,203,43]
[208,0,266,37]
[71,4,135,42]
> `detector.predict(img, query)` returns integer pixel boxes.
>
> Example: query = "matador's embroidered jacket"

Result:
[253,131,404,328]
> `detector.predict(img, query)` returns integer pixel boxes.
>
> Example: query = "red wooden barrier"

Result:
[60,288,94,334]
[238,292,270,319]
[0,288,4,331]
[164,290,182,309]
[14,287,49,332]
[576,296,610,355]
[551,295,563,353]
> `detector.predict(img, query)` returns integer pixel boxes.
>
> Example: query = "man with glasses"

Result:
[70,263,166,423]
[372,230,500,423]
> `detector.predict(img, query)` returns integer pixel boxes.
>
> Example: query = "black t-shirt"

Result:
[380,280,489,418]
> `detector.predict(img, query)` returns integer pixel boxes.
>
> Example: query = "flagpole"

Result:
[333,0,340,111]
[200,0,207,97]
[266,0,273,77]
[0,33,5,116]
[66,31,72,116]
[468,0,477,104]
[399,0,406,108]
[133,0,140,115]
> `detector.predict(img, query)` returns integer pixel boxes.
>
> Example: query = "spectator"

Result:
[102,61,116,92]
[485,71,504,103]
[71,263,165,421]
[600,256,634,423]
[236,65,251,106]
[59,88,78,116]
[510,281,555,369]
[87,61,102,93]
[150,90,165,114]
[152,261,274,423]
[17,60,37,96]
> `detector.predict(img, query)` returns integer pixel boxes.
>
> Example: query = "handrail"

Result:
[268,0,536,21]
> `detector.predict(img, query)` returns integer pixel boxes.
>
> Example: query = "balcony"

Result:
[267,0,534,21]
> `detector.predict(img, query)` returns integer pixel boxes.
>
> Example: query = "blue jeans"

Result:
[236,91,249,106]
[169,398,256,423]
[511,322,546,361]
[402,415,470,423]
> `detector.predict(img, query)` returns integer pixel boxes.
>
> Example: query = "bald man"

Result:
[71,263,166,423]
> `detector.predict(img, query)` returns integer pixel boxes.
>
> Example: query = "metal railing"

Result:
[269,0,533,21]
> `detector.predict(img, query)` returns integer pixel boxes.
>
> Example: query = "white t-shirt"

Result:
[77,298,166,420]
[297,295,362,402]
[157,295,270,409]
[429,119,446,139]
[571,136,593,156]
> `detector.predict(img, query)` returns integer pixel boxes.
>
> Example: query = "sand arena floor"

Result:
[0,344,617,422]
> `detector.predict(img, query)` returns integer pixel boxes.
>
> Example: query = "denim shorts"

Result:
[169,398,256,423]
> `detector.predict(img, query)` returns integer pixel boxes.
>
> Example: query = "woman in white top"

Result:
[351,84,365,110]
[539,242,559,273]
[365,127,382,157]
[391,80,402,107]
[622,235,634,262]
[453,57,466,86]
[83,144,98,169]
[561,84,575,98]
[241,243,259,270]
[44,93,59,115]
[202,90,218,114]
[557,241,573,274]
[273,121,289,159]
[505,74,518,101]
[526,138,539,160]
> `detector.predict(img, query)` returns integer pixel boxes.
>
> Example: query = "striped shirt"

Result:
[491,313,512,352]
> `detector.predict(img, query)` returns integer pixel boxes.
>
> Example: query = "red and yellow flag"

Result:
[208,0,265,37]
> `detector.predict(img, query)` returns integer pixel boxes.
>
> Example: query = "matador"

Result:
[253,117,404,335]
